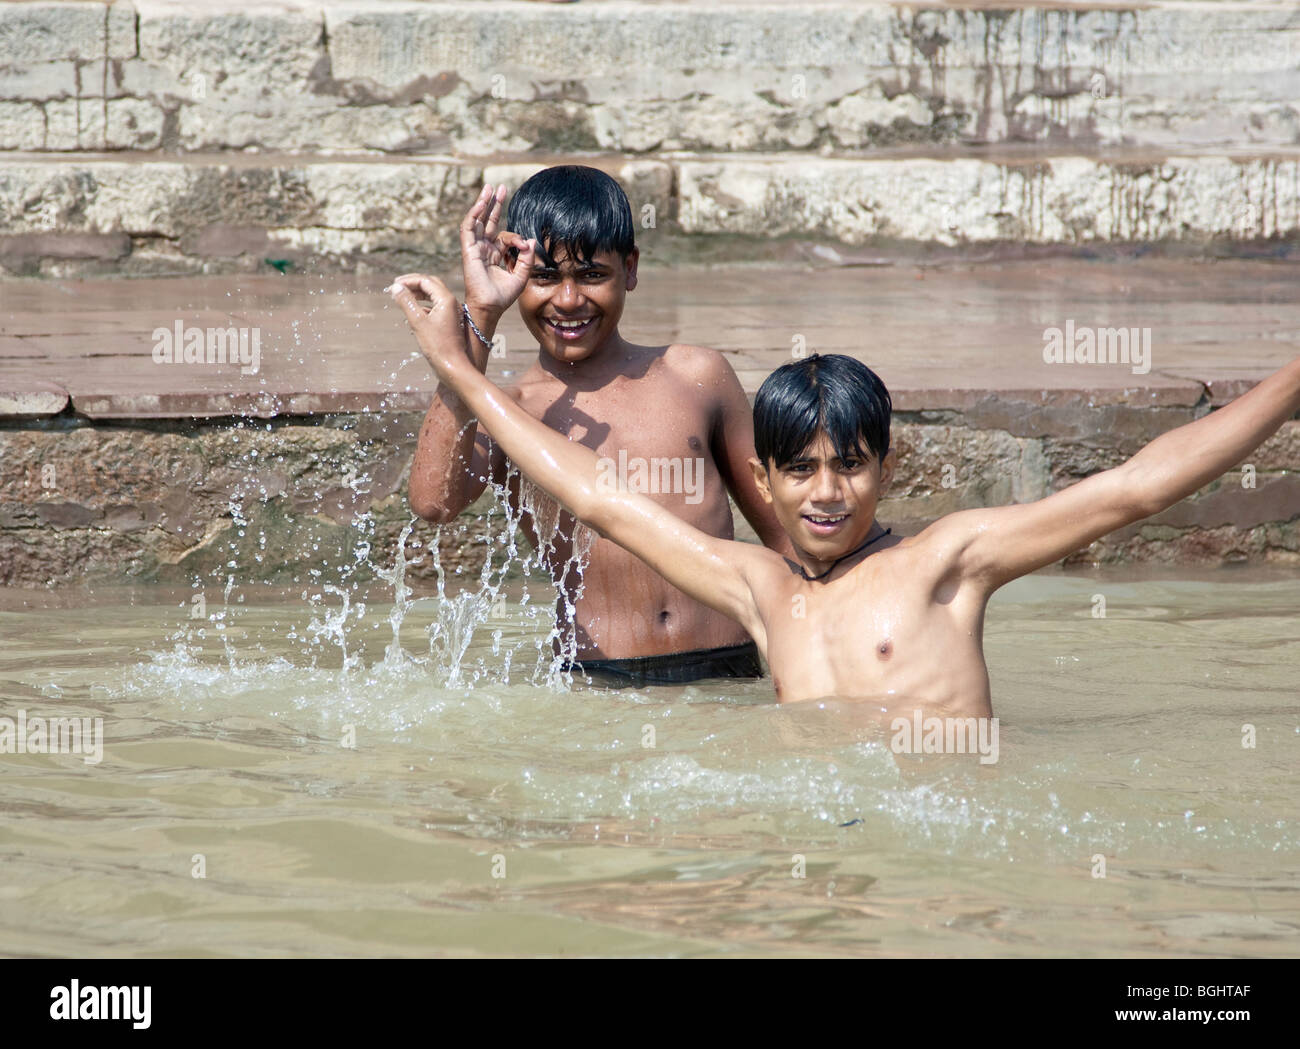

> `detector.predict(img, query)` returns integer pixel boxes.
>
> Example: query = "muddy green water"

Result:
[1,571,1297,957]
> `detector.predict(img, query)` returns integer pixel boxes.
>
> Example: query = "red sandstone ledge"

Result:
[3,260,1297,421]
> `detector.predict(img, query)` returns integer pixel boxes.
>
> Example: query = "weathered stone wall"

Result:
[3,2,1297,154]
[3,409,1297,588]
[0,155,673,276]
[0,411,461,587]
[3,151,1297,277]
[1,1,1299,274]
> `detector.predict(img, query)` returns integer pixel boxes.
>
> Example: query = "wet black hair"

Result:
[753,353,892,470]
[505,165,636,270]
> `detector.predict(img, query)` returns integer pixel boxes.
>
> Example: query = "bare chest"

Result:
[766,587,906,698]
[504,372,728,563]
[761,561,979,704]
[516,375,719,512]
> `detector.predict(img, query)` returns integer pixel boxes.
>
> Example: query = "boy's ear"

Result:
[624,247,639,291]
[879,447,896,490]
[749,456,774,503]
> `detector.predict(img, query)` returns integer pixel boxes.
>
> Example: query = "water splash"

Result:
[373,519,421,668]
[306,584,364,684]
[501,459,596,687]
[422,452,596,689]
[167,432,596,696]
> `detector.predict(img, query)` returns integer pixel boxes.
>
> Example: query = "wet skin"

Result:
[397,270,1300,711]
[408,185,791,659]
[492,323,763,657]
[414,274,993,709]
[747,435,991,712]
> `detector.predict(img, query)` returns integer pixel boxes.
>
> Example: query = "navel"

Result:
[877,639,893,660]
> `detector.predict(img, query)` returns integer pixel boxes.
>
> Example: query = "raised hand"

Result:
[461,184,535,318]
[388,274,475,385]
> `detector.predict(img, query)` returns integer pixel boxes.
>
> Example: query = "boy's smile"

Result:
[518,246,639,363]
[803,509,851,537]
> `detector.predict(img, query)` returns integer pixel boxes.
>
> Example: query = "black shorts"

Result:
[562,641,764,687]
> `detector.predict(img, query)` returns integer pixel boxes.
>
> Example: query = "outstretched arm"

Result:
[936,357,1300,589]
[390,275,771,637]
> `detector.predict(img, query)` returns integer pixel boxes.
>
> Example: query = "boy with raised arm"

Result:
[403,166,792,685]
[393,274,1300,712]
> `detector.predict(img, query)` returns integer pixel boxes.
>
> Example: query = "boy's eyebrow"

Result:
[532,257,605,267]
[784,450,873,467]
[534,250,609,269]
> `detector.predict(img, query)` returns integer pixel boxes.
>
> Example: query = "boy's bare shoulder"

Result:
[509,362,559,400]
[660,342,740,387]
[894,514,970,563]
[893,510,999,592]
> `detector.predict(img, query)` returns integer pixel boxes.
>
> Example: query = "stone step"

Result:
[2,148,1297,276]
[9,261,1298,419]
[0,1,1296,156]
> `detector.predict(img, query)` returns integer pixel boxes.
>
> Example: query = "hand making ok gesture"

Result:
[460,183,535,321]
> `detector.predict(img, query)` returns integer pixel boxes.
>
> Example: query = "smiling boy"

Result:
[394,275,1300,713]
[404,166,791,684]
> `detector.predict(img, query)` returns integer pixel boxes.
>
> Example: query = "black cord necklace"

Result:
[792,528,893,582]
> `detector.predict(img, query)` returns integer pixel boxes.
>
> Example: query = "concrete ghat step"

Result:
[3,262,1297,421]
[2,149,1299,277]
[0,1,1297,155]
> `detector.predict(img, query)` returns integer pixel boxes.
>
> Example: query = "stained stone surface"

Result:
[1,151,1297,276]
[2,1,1296,154]
[2,1,1299,274]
